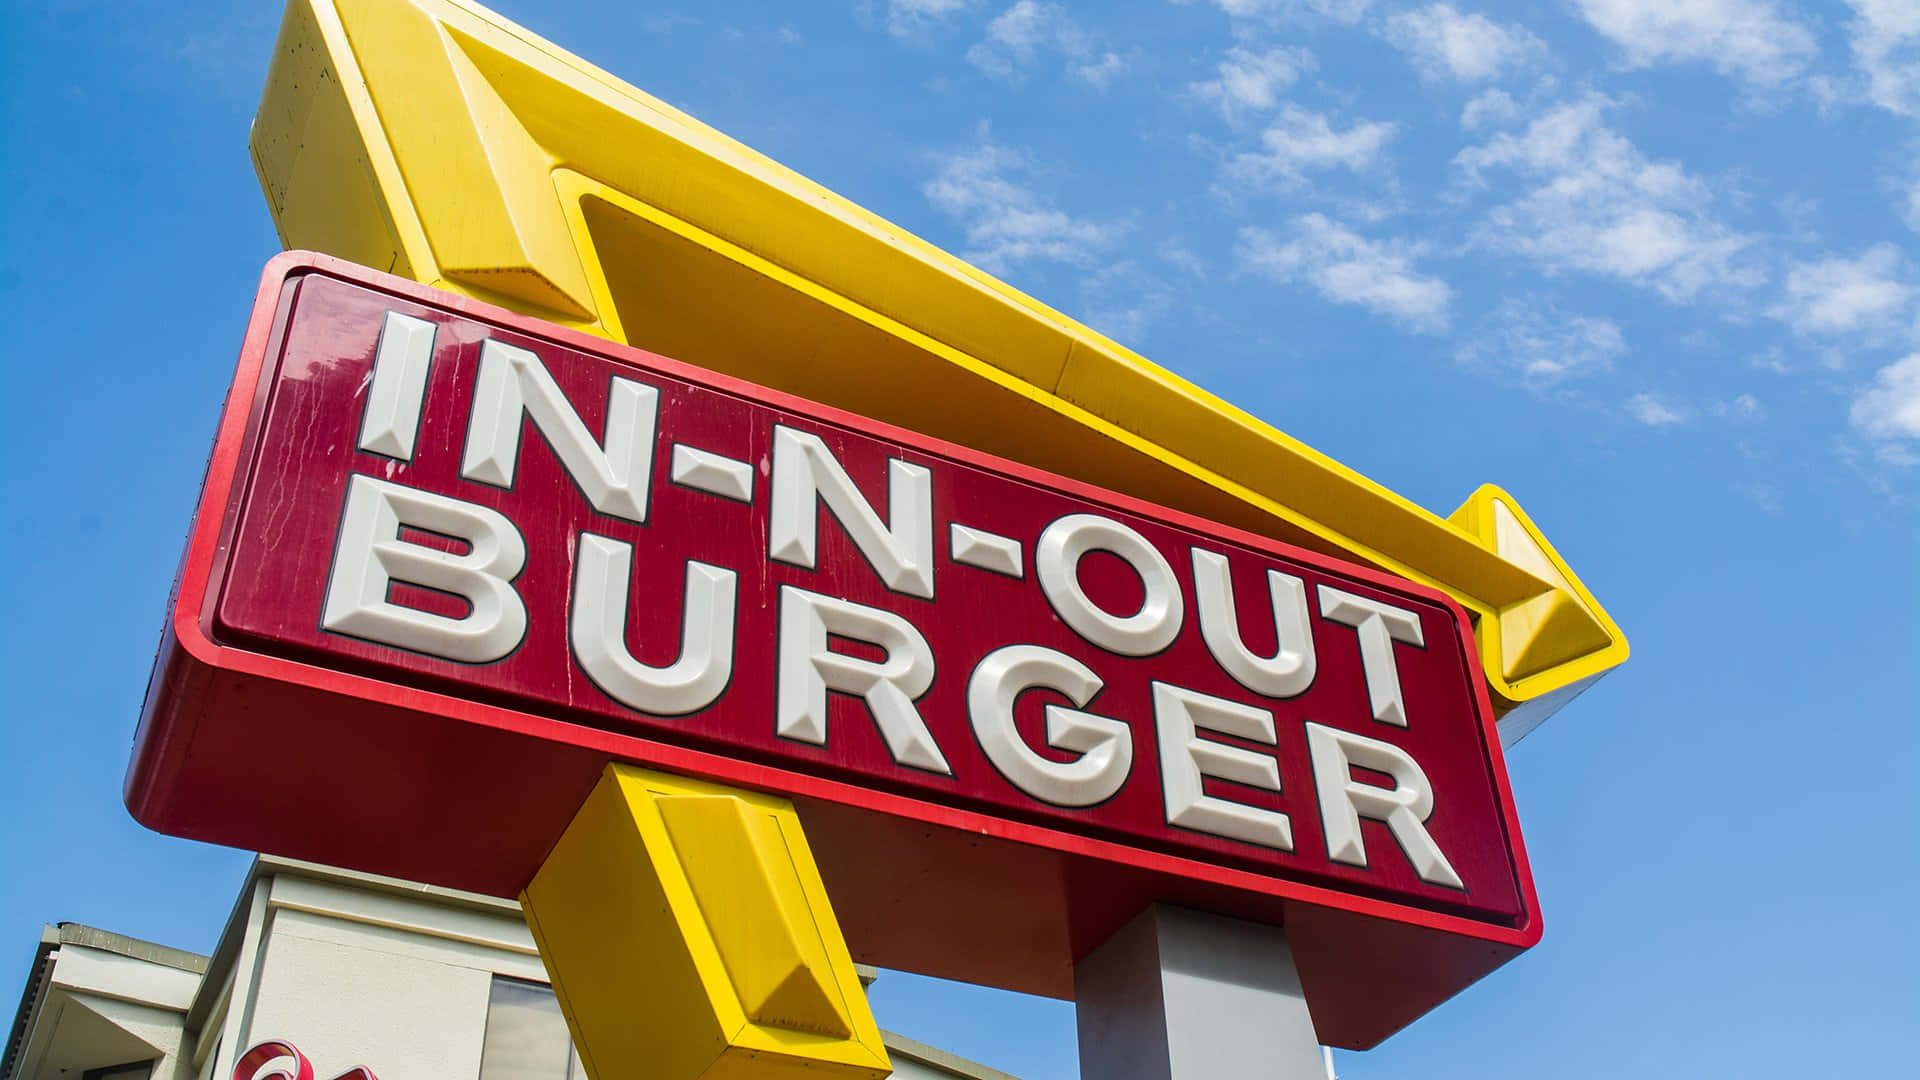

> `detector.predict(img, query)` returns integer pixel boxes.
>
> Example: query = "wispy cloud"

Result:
[1226,105,1397,190]
[1074,52,1129,89]
[1827,0,1920,117]
[1461,88,1522,129]
[1737,482,1784,515]
[1714,393,1766,422]
[1627,392,1688,426]
[1190,46,1314,123]
[967,1,1052,76]
[1077,260,1177,345]
[1160,241,1209,279]
[1384,4,1548,83]
[1850,353,1920,461]
[885,0,973,38]
[922,138,1125,273]
[1237,215,1452,332]
[1572,0,1816,89]
[1455,94,1763,303]
[1206,0,1374,24]
[967,1,1127,89]
[1456,299,1626,384]
[1768,244,1914,342]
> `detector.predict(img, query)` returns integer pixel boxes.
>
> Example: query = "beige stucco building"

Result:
[2,857,1017,1080]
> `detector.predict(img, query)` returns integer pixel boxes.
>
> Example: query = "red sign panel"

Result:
[130,255,1537,1048]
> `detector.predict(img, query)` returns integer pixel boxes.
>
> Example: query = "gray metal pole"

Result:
[1074,905,1328,1080]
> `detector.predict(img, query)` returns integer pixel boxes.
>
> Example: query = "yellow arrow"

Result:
[525,764,892,1079]
[252,0,1625,740]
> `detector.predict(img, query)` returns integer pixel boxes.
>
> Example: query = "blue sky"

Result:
[1,0,1915,1077]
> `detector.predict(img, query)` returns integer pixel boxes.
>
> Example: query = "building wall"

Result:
[189,861,1014,1080]
[5,860,1017,1080]
[197,868,547,1080]
[4,929,204,1080]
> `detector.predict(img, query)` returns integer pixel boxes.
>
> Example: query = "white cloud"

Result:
[1226,105,1396,189]
[1715,392,1766,420]
[886,0,972,38]
[1768,244,1914,339]
[1384,5,1547,83]
[922,140,1124,273]
[1077,261,1175,345]
[967,1,1126,88]
[1456,299,1626,383]
[967,1,1049,76]
[1461,88,1521,129]
[1073,52,1129,90]
[1160,241,1209,278]
[1573,0,1817,88]
[1838,0,1920,117]
[1627,392,1688,426]
[1737,482,1784,515]
[1191,46,1314,123]
[1077,52,1130,88]
[1237,215,1452,332]
[1851,353,1920,450]
[1456,95,1763,302]
[1209,0,1374,23]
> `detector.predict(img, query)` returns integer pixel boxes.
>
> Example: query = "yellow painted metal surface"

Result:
[522,765,892,1080]
[250,0,1626,730]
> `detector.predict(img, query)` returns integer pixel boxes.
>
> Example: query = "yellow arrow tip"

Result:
[1451,486,1629,695]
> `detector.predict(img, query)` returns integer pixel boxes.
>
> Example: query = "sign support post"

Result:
[1076,907,1327,1080]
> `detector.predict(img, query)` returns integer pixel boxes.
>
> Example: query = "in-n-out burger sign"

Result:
[332,330,1457,890]
[130,256,1537,1049]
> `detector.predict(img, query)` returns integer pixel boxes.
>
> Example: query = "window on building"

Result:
[81,1063,154,1080]
[476,976,587,1080]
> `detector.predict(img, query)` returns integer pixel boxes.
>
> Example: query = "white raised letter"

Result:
[358,310,437,461]
[571,534,736,716]
[322,475,526,663]
[1191,549,1316,698]
[1305,722,1462,889]
[1153,682,1292,851]
[1317,585,1424,727]
[1036,514,1183,656]
[968,645,1133,807]
[461,338,658,524]
[769,426,934,598]
[776,587,948,774]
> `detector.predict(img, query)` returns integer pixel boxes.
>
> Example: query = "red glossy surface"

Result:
[128,254,1540,1048]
